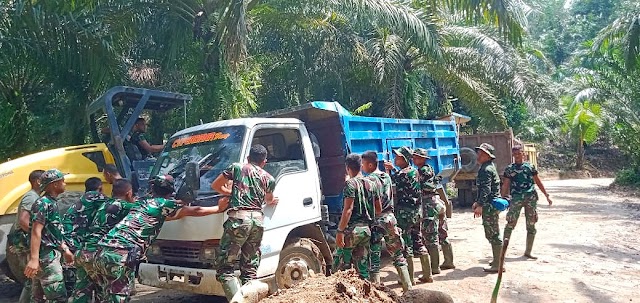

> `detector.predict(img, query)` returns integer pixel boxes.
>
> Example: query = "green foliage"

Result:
[614,168,640,186]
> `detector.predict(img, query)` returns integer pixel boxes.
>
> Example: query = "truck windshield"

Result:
[152,126,246,194]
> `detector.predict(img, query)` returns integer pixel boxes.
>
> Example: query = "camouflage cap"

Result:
[475,143,496,159]
[393,146,413,163]
[40,169,65,192]
[412,148,431,159]
[149,174,175,191]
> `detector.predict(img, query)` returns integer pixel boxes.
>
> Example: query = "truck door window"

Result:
[252,128,307,180]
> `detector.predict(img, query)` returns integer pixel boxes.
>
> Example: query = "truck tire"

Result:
[459,148,478,173]
[276,238,326,289]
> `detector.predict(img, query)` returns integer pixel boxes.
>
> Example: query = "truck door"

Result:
[248,125,322,262]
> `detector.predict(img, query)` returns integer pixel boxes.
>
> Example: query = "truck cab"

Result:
[139,101,461,296]
[141,118,331,295]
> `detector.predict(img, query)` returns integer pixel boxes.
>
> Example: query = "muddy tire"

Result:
[276,238,326,289]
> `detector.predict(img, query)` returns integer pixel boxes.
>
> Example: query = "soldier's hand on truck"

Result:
[24,259,40,278]
[266,195,279,206]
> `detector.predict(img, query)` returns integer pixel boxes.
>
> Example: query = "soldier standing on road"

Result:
[24,169,75,302]
[335,154,380,280]
[209,144,278,301]
[412,148,447,276]
[472,143,504,273]
[6,169,44,303]
[69,179,139,303]
[361,151,412,291]
[384,147,432,284]
[502,145,553,259]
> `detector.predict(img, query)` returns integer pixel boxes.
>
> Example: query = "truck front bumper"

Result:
[138,263,225,296]
[138,263,276,296]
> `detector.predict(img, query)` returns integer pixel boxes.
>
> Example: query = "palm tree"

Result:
[563,97,603,169]
[592,4,640,70]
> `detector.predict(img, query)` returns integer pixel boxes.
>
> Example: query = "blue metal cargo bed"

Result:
[258,102,461,213]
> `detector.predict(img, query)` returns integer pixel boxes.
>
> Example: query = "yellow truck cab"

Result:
[0,86,192,281]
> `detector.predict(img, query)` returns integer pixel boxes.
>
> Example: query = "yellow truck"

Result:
[0,86,192,281]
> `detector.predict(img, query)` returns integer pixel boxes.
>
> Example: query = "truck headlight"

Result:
[201,247,216,261]
[149,244,162,256]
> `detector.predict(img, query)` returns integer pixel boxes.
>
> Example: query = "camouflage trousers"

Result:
[333,224,371,279]
[11,249,37,303]
[421,197,440,246]
[94,247,137,303]
[215,210,264,285]
[369,212,407,273]
[504,192,538,239]
[438,216,450,245]
[395,206,427,257]
[69,249,100,303]
[482,203,502,246]
[32,248,67,303]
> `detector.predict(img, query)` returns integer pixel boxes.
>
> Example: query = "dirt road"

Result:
[1,178,639,302]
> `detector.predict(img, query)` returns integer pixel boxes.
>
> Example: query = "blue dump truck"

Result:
[139,101,460,297]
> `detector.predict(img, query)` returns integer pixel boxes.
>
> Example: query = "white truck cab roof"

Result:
[172,117,304,138]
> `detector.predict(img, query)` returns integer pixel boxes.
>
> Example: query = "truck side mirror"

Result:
[185,161,200,190]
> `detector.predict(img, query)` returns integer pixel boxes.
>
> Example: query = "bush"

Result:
[614,168,640,186]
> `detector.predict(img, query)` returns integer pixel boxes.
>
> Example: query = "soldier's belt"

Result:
[227,209,264,219]
[347,222,370,228]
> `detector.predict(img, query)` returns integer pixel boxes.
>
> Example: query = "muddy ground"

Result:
[1,178,638,303]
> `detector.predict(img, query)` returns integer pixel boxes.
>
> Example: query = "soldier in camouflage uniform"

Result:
[209,144,278,301]
[24,169,75,303]
[334,154,378,280]
[471,143,504,273]
[361,151,412,291]
[437,197,455,270]
[62,177,108,252]
[70,179,139,303]
[412,148,446,276]
[6,170,44,303]
[384,146,431,284]
[95,175,188,302]
[502,145,552,260]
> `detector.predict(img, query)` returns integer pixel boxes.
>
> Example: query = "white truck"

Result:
[139,102,461,297]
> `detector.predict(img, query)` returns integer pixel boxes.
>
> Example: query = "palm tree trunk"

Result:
[576,134,585,169]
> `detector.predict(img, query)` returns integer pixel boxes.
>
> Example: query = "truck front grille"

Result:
[160,246,201,260]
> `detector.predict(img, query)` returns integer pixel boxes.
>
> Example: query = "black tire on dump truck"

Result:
[276,238,326,289]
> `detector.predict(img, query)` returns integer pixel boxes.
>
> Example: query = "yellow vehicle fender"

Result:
[0,144,115,215]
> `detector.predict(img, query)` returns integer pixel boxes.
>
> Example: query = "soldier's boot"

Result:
[524,234,538,259]
[222,277,242,301]
[395,265,413,292]
[369,272,381,284]
[440,243,456,270]
[484,245,505,273]
[407,257,416,286]
[427,245,441,275]
[417,254,433,283]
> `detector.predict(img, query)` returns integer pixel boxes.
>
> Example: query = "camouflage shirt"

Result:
[8,190,40,252]
[390,166,420,208]
[82,198,139,252]
[130,131,150,158]
[417,164,437,196]
[62,191,108,251]
[343,177,374,224]
[476,161,501,205]
[223,163,276,211]
[30,195,66,251]
[98,197,183,255]
[504,162,538,196]
[369,171,394,213]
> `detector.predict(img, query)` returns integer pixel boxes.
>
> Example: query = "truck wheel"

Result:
[460,148,478,172]
[276,238,326,289]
